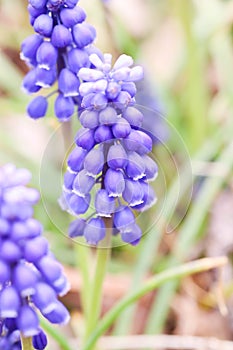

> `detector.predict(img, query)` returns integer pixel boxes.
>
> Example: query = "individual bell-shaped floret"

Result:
[32,329,48,350]
[95,189,115,217]
[68,217,86,237]
[84,147,104,176]
[0,286,20,318]
[17,305,39,337]
[72,169,95,197]
[104,168,125,197]
[121,223,142,245]
[60,6,86,27]
[84,217,106,245]
[113,206,135,232]
[13,263,38,297]
[27,96,48,119]
[107,143,128,170]
[51,24,73,47]
[67,146,87,173]
[55,94,74,121]
[58,68,80,97]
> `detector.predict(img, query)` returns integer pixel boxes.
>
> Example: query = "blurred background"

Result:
[1,0,233,348]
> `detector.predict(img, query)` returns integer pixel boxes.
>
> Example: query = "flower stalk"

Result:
[21,336,34,350]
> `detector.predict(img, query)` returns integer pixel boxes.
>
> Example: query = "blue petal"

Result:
[69,217,86,237]
[113,206,135,231]
[84,147,104,176]
[107,144,128,170]
[27,96,48,119]
[32,329,48,350]
[58,68,80,97]
[75,128,96,150]
[17,305,39,337]
[55,94,74,121]
[60,6,86,27]
[33,14,53,37]
[0,286,20,318]
[67,146,87,172]
[84,217,106,245]
[24,236,49,263]
[79,110,99,129]
[104,169,125,197]
[95,189,115,217]
[36,42,58,70]
[51,24,73,48]
[123,107,143,128]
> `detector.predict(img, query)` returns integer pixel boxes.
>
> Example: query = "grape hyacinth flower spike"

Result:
[60,53,158,246]
[21,0,100,121]
[0,164,70,349]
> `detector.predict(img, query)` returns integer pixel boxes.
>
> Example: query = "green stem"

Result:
[82,256,227,350]
[74,243,91,320]
[84,219,112,342]
[21,336,34,350]
[40,317,73,350]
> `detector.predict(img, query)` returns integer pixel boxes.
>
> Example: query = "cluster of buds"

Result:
[60,54,158,245]
[0,164,70,349]
[21,0,100,121]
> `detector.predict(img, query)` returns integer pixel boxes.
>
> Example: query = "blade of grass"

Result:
[82,256,227,350]
[145,140,233,334]
[114,129,225,335]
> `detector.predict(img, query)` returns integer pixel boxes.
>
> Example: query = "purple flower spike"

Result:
[124,129,152,155]
[84,217,106,245]
[94,125,113,143]
[0,164,70,342]
[32,329,48,350]
[27,96,48,119]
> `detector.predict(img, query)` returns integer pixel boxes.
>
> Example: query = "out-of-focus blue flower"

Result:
[60,54,158,246]
[21,0,97,121]
[0,164,70,348]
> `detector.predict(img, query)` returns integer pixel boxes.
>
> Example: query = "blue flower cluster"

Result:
[21,0,99,121]
[0,164,70,349]
[60,54,158,246]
